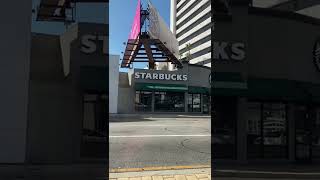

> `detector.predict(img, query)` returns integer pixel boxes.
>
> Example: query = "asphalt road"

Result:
[109,115,211,169]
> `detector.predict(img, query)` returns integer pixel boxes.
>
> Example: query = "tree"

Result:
[181,43,191,63]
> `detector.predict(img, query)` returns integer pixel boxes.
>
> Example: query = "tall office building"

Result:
[170,0,212,69]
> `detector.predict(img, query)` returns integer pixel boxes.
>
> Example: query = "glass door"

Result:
[203,94,210,114]
[295,105,312,162]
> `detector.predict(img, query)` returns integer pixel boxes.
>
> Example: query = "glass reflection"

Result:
[155,92,185,112]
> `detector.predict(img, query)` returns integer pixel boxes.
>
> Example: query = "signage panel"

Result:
[134,72,187,81]
[148,0,179,58]
[213,41,246,61]
[128,0,141,40]
[80,34,107,54]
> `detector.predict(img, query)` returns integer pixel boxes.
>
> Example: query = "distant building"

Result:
[170,0,212,69]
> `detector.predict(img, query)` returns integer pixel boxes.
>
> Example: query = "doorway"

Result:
[295,105,312,162]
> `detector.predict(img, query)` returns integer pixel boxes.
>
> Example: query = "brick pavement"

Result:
[109,173,211,180]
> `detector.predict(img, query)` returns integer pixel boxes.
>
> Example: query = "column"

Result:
[185,92,188,113]
[169,0,177,71]
[287,103,296,162]
[152,91,155,113]
[0,0,32,163]
[237,97,248,162]
[170,0,177,35]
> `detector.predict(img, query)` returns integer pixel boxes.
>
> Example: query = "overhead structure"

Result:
[251,0,320,11]
[36,0,108,22]
[121,0,182,69]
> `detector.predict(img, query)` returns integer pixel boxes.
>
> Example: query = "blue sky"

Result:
[109,0,170,72]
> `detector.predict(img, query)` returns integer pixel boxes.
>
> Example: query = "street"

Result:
[109,115,211,169]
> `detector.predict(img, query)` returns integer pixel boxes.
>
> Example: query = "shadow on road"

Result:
[109,118,156,123]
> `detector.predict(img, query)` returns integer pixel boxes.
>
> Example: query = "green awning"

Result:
[214,72,244,82]
[247,78,320,103]
[135,83,187,92]
[211,72,247,96]
[188,86,210,94]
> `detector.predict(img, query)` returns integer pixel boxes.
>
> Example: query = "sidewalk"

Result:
[109,168,211,180]
[213,163,320,179]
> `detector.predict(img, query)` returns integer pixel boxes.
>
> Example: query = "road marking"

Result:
[110,125,207,127]
[109,135,211,138]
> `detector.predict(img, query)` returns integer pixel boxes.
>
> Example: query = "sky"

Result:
[31,0,170,72]
[109,0,171,72]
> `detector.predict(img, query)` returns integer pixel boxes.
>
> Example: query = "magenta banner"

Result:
[128,0,141,40]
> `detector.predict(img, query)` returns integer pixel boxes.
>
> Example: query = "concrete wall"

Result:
[249,14,320,84]
[188,65,211,87]
[109,55,119,114]
[0,0,32,163]
[26,23,108,163]
[117,72,135,114]
[213,6,249,80]
[27,33,82,163]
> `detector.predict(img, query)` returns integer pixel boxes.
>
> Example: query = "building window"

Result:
[155,92,185,112]
[247,102,288,159]
[188,94,201,112]
[81,93,108,158]
[135,91,152,112]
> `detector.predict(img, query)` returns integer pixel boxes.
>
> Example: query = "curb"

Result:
[109,165,211,173]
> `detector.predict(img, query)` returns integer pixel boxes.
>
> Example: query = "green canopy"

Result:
[135,83,187,92]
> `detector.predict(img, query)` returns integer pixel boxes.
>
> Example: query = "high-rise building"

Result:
[170,0,212,69]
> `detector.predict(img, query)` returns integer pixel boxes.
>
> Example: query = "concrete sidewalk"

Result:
[109,168,211,180]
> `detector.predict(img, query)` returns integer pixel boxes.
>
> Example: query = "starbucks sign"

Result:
[314,38,320,71]
[134,72,188,81]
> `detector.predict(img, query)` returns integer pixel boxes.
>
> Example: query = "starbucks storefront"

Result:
[117,64,211,114]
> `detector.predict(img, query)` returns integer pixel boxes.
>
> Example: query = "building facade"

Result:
[169,0,212,69]
[212,2,320,163]
[117,62,211,114]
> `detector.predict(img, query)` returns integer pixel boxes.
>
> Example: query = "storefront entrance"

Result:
[203,94,211,114]
[295,105,320,162]
[212,97,237,159]
[155,91,185,112]
[247,102,288,159]
[81,93,108,158]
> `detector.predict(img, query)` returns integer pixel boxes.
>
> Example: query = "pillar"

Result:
[170,0,177,35]
[237,97,248,162]
[288,103,296,162]
[0,0,32,163]
[152,91,155,113]
[185,92,188,113]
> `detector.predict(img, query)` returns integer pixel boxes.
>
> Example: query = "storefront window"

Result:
[312,107,320,159]
[155,92,185,112]
[263,103,287,158]
[212,97,237,159]
[203,94,211,114]
[247,102,262,159]
[188,94,201,112]
[135,91,152,112]
[81,94,108,158]
[247,102,288,159]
